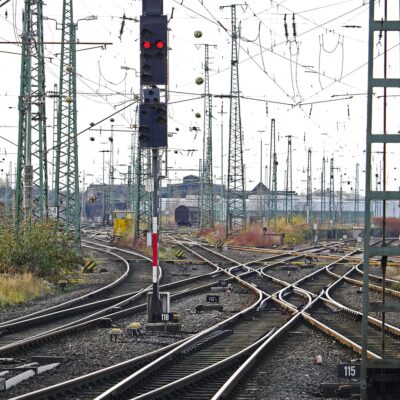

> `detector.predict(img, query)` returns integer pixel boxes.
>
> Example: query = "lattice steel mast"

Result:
[108,124,114,220]
[328,157,335,225]
[128,108,138,212]
[284,135,293,223]
[16,0,48,223]
[200,44,214,227]
[54,0,80,240]
[268,118,277,227]
[361,2,400,398]
[134,144,151,240]
[320,156,326,223]
[354,162,360,224]
[306,148,312,224]
[223,4,246,236]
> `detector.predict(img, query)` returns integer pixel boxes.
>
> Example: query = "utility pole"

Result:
[128,110,138,212]
[259,138,264,220]
[219,101,226,222]
[200,44,215,228]
[338,173,343,224]
[306,148,312,224]
[328,157,335,225]
[222,4,246,237]
[99,150,110,225]
[16,0,48,225]
[361,2,400,398]
[268,119,278,228]
[285,135,293,223]
[127,165,133,210]
[354,162,360,225]
[108,123,115,221]
[320,157,326,224]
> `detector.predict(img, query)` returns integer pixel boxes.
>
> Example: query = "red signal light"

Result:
[143,41,151,49]
[155,40,165,49]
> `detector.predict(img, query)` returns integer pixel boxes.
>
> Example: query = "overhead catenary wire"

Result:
[174,0,369,101]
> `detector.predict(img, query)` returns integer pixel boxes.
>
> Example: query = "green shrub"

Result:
[0,218,83,280]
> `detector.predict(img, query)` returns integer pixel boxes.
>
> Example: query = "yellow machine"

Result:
[113,210,134,238]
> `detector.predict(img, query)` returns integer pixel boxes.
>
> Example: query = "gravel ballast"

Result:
[5,283,257,398]
[232,323,358,400]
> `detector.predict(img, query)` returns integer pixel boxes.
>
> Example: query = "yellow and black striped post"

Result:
[175,250,185,259]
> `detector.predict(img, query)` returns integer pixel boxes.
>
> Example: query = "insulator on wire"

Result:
[292,14,297,39]
[347,104,350,119]
[265,102,269,117]
[119,13,126,40]
[309,105,312,117]
[284,14,289,42]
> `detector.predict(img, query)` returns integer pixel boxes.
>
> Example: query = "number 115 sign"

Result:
[338,364,360,379]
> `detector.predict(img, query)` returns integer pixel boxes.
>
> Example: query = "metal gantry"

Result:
[361,2,400,398]
[54,0,80,240]
[268,118,277,228]
[306,148,312,224]
[223,4,246,236]
[200,44,214,228]
[16,0,48,224]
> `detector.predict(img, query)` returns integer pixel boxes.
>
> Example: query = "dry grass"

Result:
[272,216,313,245]
[198,217,313,247]
[0,273,52,307]
[198,225,226,245]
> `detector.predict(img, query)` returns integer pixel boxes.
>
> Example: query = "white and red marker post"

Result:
[149,149,162,322]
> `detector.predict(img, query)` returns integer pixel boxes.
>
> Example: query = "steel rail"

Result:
[92,255,264,400]
[1,239,248,357]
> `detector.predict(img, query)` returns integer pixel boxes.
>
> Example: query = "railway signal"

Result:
[140,0,168,325]
[140,15,167,85]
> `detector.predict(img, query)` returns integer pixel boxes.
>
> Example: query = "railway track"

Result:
[0,242,153,354]
[0,242,144,327]
[7,235,400,399]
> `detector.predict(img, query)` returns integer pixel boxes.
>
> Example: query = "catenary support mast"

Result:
[16,0,48,224]
[361,2,400,398]
[200,44,214,228]
[222,4,246,237]
[54,0,80,240]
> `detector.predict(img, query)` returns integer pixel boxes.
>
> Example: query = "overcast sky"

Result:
[0,0,399,195]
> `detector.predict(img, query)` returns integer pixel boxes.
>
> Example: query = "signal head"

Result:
[156,40,165,49]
